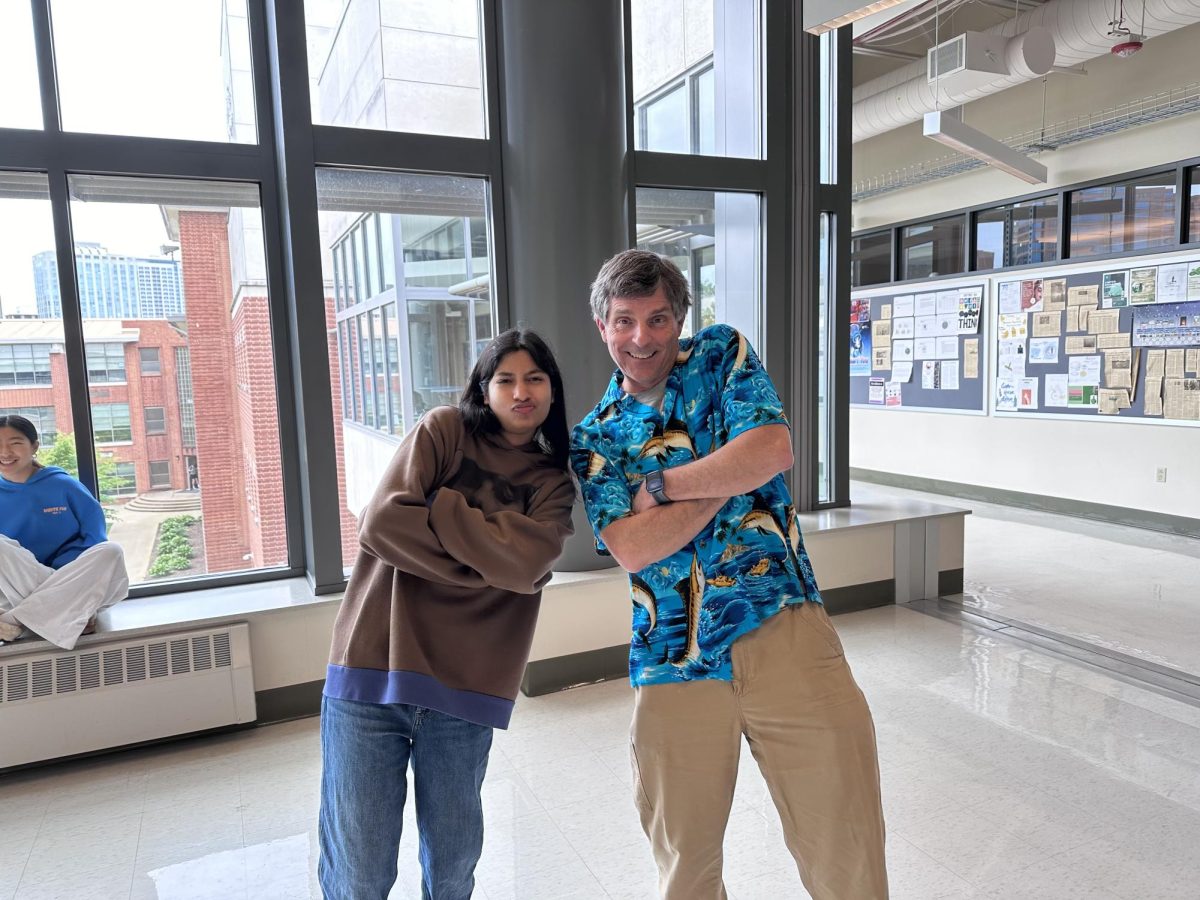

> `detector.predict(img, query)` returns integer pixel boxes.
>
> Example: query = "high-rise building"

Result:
[33,242,186,319]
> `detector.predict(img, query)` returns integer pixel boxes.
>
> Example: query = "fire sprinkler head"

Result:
[1110,37,1144,57]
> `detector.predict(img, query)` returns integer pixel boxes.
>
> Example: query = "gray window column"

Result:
[497,0,630,571]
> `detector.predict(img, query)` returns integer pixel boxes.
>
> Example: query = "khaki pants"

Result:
[630,602,888,900]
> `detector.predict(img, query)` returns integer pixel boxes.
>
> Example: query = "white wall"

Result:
[852,22,1200,230]
[852,405,1198,517]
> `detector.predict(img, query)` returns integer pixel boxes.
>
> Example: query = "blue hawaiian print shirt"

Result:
[571,324,823,687]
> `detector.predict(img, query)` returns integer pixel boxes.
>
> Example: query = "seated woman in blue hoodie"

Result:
[0,414,129,649]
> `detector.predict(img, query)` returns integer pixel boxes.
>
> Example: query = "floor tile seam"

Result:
[884,830,976,890]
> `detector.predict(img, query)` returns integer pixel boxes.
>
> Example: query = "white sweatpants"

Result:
[0,536,129,650]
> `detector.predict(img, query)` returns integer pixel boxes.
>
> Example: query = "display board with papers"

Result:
[992,256,1200,423]
[850,283,986,413]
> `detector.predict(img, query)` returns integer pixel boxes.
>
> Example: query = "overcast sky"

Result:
[0,1,239,316]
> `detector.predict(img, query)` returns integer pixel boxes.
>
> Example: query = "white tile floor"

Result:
[855,482,1200,674]
[4,600,1200,899]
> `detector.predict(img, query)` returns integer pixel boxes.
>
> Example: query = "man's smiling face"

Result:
[595,284,684,395]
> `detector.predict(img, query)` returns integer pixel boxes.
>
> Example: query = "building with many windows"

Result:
[0,317,192,498]
[33,242,185,320]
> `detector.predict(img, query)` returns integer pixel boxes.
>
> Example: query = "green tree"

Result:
[37,433,126,506]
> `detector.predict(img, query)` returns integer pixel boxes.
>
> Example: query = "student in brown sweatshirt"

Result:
[318,329,575,900]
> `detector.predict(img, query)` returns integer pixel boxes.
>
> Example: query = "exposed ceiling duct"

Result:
[853,80,1200,198]
[853,0,1200,142]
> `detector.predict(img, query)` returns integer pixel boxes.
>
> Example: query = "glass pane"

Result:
[139,347,162,374]
[0,173,76,474]
[850,231,891,287]
[631,0,761,158]
[316,168,494,571]
[402,217,468,288]
[1070,173,1177,257]
[817,213,834,503]
[819,32,836,184]
[975,196,1058,270]
[900,216,965,280]
[696,68,715,156]
[50,0,256,142]
[644,84,689,154]
[409,298,472,416]
[305,0,485,138]
[384,302,402,434]
[0,2,42,129]
[1190,166,1200,242]
[636,188,763,349]
[1009,197,1058,266]
[974,209,1005,271]
[67,175,287,584]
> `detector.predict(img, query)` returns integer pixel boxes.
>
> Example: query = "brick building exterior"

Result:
[0,318,193,498]
[3,208,358,576]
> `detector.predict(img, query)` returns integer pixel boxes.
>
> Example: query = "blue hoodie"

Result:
[0,466,108,569]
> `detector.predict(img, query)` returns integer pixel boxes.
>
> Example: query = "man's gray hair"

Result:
[589,249,691,325]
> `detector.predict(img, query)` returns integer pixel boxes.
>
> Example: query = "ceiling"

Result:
[852,0,1053,87]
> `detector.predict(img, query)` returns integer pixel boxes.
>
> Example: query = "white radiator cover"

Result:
[0,623,256,769]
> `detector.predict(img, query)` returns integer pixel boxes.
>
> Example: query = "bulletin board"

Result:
[849,282,987,414]
[992,256,1200,425]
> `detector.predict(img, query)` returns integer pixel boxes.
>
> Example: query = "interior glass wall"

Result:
[900,215,964,280]
[1189,166,1200,243]
[1069,172,1177,258]
[851,231,891,287]
[974,196,1058,270]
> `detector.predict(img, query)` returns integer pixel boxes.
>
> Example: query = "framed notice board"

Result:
[850,281,987,414]
[992,255,1200,425]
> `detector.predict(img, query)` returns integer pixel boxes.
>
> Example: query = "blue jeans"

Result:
[318,696,493,900]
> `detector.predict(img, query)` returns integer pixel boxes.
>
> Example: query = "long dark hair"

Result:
[0,414,41,471]
[0,414,39,445]
[460,329,570,472]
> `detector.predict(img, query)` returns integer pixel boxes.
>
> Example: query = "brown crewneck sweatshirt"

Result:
[324,405,575,728]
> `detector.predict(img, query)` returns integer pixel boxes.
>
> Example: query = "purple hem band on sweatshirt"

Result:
[323,664,514,730]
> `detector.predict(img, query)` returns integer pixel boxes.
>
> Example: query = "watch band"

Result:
[645,469,671,505]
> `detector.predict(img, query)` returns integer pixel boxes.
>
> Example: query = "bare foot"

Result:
[81,617,98,636]
[0,620,22,642]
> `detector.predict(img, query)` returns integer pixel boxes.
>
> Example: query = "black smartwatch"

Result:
[645,469,671,505]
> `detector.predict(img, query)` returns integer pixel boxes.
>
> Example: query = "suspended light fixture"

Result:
[1108,0,1146,57]
[923,110,1048,184]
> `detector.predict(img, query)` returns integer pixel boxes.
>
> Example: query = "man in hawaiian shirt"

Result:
[571,250,887,899]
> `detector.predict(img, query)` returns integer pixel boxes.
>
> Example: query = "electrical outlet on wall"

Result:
[1156,467,1168,483]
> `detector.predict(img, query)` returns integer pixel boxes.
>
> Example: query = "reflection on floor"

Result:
[855,481,1200,676]
[4,603,1199,899]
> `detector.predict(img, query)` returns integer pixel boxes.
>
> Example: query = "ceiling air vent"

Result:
[928,32,1009,89]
